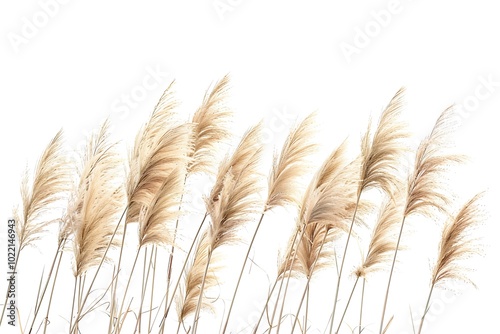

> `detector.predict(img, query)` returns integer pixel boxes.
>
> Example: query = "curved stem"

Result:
[328,196,360,334]
[135,247,151,333]
[221,213,266,334]
[252,279,278,334]
[162,188,187,330]
[304,284,309,334]
[69,276,77,334]
[159,213,208,331]
[335,276,359,334]
[107,208,128,333]
[43,249,64,334]
[29,240,65,333]
[417,284,434,334]
[379,216,407,334]
[148,247,158,332]
[191,249,213,334]
[275,228,305,333]
[291,231,328,333]
[115,247,141,334]
[359,278,365,334]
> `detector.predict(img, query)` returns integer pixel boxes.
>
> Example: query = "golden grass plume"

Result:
[16,129,72,252]
[176,230,220,322]
[127,123,194,224]
[356,193,405,278]
[189,74,233,176]
[432,192,485,287]
[359,87,409,198]
[266,112,318,211]
[405,107,465,217]
[71,121,126,277]
[138,166,186,247]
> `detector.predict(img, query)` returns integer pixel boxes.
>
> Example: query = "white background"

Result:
[1,1,499,333]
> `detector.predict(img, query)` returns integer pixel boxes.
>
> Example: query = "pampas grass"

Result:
[222,112,318,333]
[4,84,490,334]
[379,106,465,333]
[191,122,265,334]
[68,120,126,333]
[1,129,72,326]
[162,76,233,333]
[16,129,72,252]
[418,192,485,333]
[329,88,409,334]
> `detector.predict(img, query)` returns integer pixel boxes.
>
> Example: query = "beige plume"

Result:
[266,112,318,211]
[189,74,232,176]
[17,129,72,252]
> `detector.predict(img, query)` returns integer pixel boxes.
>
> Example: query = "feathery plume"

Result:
[136,81,178,157]
[380,107,465,334]
[189,75,232,175]
[405,107,465,217]
[138,166,186,247]
[73,166,125,277]
[189,123,264,333]
[266,112,318,211]
[356,194,405,278]
[297,139,349,223]
[72,121,125,276]
[278,152,363,279]
[358,88,409,198]
[126,123,193,223]
[176,230,219,322]
[207,122,265,250]
[208,162,264,251]
[292,223,334,278]
[207,122,263,213]
[432,192,485,287]
[418,193,484,333]
[17,130,72,251]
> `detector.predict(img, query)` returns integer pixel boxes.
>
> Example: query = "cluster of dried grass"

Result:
[2,77,486,334]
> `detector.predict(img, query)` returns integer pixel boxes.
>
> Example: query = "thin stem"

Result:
[162,187,186,332]
[176,320,182,334]
[148,247,158,333]
[260,228,300,333]
[191,249,213,334]
[135,247,151,333]
[69,276,77,334]
[290,232,328,333]
[108,265,118,334]
[107,208,128,333]
[379,216,407,334]
[252,279,278,334]
[159,213,208,330]
[43,249,64,334]
[115,247,141,334]
[72,274,90,333]
[74,276,83,334]
[31,267,45,331]
[268,227,300,331]
[328,196,360,334]
[304,284,309,334]
[29,239,66,334]
[335,276,359,334]
[417,284,435,334]
[276,227,307,333]
[221,212,266,334]
[359,278,365,334]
